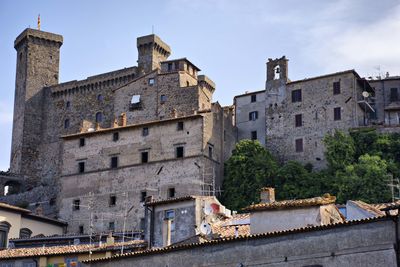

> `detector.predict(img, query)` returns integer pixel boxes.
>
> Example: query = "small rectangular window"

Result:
[141,151,149,163]
[79,138,85,147]
[73,199,80,211]
[176,146,184,158]
[334,107,341,121]
[78,162,85,173]
[108,222,115,231]
[295,114,302,127]
[251,131,257,140]
[249,111,258,121]
[390,88,398,102]
[168,63,173,71]
[111,156,118,168]
[168,188,175,198]
[79,225,84,234]
[251,94,257,102]
[160,95,167,103]
[208,146,213,158]
[295,138,303,152]
[109,195,116,206]
[140,191,147,202]
[333,81,341,95]
[142,127,149,136]
[148,78,155,86]
[177,121,184,131]
[165,209,175,219]
[292,89,302,103]
[113,132,119,142]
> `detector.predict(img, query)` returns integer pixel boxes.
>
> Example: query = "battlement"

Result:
[198,75,215,93]
[50,66,137,97]
[14,28,63,49]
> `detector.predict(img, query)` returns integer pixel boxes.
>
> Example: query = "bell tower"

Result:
[10,28,63,184]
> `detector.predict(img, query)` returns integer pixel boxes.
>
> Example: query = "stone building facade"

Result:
[6,28,236,232]
[235,56,379,169]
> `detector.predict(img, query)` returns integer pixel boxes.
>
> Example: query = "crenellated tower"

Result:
[137,34,171,74]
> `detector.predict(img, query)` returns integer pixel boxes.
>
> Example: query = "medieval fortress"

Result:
[1,28,399,234]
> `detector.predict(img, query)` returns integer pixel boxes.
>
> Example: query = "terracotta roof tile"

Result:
[243,194,336,212]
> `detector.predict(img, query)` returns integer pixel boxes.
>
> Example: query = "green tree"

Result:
[336,154,391,203]
[323,130,355,171]
[221,140,277,211]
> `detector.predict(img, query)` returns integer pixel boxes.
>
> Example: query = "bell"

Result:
[275,67,280,73]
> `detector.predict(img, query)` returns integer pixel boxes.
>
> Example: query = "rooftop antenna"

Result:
[152,25,154,34]
[37,14,41,31]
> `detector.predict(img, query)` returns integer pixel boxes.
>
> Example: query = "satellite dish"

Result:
[203,204,213,215]
[199,221,212,235]
[362,91,369,98]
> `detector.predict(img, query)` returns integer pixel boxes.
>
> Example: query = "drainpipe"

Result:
[150,205,155,248]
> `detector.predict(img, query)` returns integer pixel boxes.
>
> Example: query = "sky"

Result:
[0,0,399,171]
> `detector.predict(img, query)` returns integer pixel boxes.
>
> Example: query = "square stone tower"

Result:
[137,34,171,74]
[11,28,63,185]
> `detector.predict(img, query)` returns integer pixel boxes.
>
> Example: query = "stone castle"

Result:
[1,28,399,234]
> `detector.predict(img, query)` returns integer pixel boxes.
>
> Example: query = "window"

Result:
[95,112,103,123]
[333,81,341,95]
[249,111,258,121]
[186,81,190,87]
[176,146,184,158]
[295,138,303,152]
[64,119,70,129]
[113,132,119,141]
[66,101,71,109]
[0,221,11,249]
[295,114,302,127]
[177,121,184,131]
[79,225,84,234]
[292,89,302,103]
[140,191,147,202]
[251,131,257,140]
[148,78,155,86]
[130,95,142,110]
[142,127,149,136]
[97,94,104,101]
[167,63,173,71]
[141,151,149,163]
[160,94,167,103]
[168,188,175,198]
[334,107,341,121]
[390,88,398,102]
[19,228,32,239]
[111,156,118,168]
[109,195,116,206]
[165,209,175,219]
[208,146,213,158]
[73,199,80,210]
[79,138,85,147]
[78,162,85,173]
[251,94,257,102]
[108,221,115,231]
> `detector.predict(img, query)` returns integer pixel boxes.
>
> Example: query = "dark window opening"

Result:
[49,198,56,206]
[64,119,70,129]
[79,225,84,234]
[109,195,116,206]
[168,188,175,198]
[168,63,173,71]
[97,94,104,101]
[95,112,103,123]
[19,228,32,239]
[295,138,303,152]
[66,101,70,109]
[140,191,147,202]
[79,138,85,147]
[73,199,80,210]
[251,131,257,140]
[108,222,115,231]
[78,162,85,173]
[141,151,149,163]
[0,221,11,249]
[334,107,341,121]
[176,146,184,158]
[186,81,190,87]
[208,146,213,158]
[113,132,119,141]
[251,94,257,102]
[160,95,167,103]
[177,121,184,131]
[292,89,302,103]
[333,81,341,95]
[249,111,258,121]
[111,156,118,168]
[142,127,149,136]
[390,88,398,102]
[295,114,302,127]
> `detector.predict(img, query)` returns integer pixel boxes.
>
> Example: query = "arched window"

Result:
[97,94,104,101]
[0,221,11,249]
[19,228,32,239]
[3,181,20,196]
[95,112,103,123]
[274,65,280,80]
[64,119,70,129]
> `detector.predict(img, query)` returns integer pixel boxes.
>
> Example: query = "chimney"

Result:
[260,187,275,204]
[119,113,127,127]
[106,232,115,245]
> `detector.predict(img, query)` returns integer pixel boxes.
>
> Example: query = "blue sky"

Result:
[1,0,399,171]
